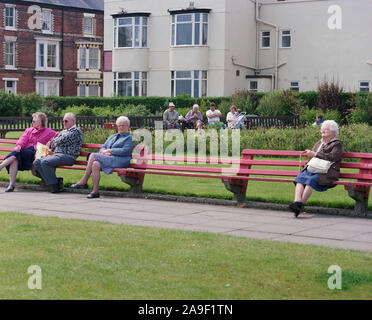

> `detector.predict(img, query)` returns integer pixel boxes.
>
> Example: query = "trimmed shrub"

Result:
[349,93,372,125]
[256,90,305,116]
[230,89,256,114]
[0,90,22,116]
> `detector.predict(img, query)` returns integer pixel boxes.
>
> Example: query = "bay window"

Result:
[171,12,208,46]
[171,70,207,97]
[114,16,148,48]
[114,72,148,96]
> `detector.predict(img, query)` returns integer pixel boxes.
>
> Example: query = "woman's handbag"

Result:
[306,157,332,174]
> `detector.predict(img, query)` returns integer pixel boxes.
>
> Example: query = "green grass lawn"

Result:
[1,212,372,299]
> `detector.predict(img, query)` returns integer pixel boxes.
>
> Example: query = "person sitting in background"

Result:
[33,112,83,193]
[289,120,342,217]
[206,102,225,128]
[71,116,134,199]
[312,114,324,126]
[226,105,237,128]
[163,102,180,129]
[0,112,57,192]
[185,104,204,130]
[235,109,247,129]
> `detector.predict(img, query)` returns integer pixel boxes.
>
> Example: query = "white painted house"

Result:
[103,0,372,97]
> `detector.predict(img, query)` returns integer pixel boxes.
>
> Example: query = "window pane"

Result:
[142,80,147,96]
[176,71,191,78]
[202,79,207,97]
[5,7,14,27]
[118,72,132,79]
[79,85,86,96]
[118,81,132,96]
[202,23,208,45]
[39,44,44,67]
[89,85,99,97]
[47,81,57,96]
[89,48,99,69]
[80,48,86,69]
[47,44,56,68]
[176,80,191,96]
[194,23,200,45]
[194,80,199,97]
[118,26,132,47]
[142,26,147,47]
[135,26,140,47]
[195,13,200,22]
[38,82,45,96]
[118,18,132,25]
[176,23,192,45]
[42,11,51,31]
[134,80,139,96]
[5,42,14,66]
[84,17,93,35]
[177,14,192,22]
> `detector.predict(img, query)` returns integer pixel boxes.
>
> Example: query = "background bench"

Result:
[1,139,370,216]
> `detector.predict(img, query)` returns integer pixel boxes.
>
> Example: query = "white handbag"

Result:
[306,157,332,174]
[306,142,333,174]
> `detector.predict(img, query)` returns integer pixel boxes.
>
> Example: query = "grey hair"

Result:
[321,120,339,137]
[32,111,48,127]
[116,116,130,127]
[64,112,76,123]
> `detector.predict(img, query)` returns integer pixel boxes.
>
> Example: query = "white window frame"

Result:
[113,16,148,48]
[249,80,258,92]
[359,81,370,92]
[41,10,53,34]
[280,29,292,48]
[83,13,95,36]
[171,70,208,98]
[5,41,16,69]
[3,78,18,94]
[113,72,148,97]
[171,12,209,47]
[5,5,16,30]
[36,40,60,71]
[36,79,60,97]
[78,83,100,97]
[290,81,300,92]
[260,30,271,49]
[78,47,100,70]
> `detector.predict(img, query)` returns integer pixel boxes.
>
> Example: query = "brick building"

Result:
[0,0,104,97]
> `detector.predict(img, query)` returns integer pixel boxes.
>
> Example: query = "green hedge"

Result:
[84,124,371,155]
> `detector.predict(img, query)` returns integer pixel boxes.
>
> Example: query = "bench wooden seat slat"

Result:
[0,139,370,215]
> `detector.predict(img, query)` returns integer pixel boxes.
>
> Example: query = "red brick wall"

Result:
[0,2,103,96]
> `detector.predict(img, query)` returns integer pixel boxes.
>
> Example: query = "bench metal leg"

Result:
[119,174,144,193]
[222,178,247,204]
[346,186,369,216]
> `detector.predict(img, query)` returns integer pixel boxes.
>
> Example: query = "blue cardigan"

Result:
[99,132,134,169]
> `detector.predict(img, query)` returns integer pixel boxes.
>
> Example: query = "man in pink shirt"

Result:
[0,112,57,192]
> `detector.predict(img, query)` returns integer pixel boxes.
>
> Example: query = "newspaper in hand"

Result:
[35,142,50,159]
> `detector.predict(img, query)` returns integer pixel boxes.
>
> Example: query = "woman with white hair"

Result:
[71,116,134,198]
[289,120,343,217]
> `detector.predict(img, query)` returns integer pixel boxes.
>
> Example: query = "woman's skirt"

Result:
[93,153,130,175]
[5,146,35,172]
[293,169,329,192]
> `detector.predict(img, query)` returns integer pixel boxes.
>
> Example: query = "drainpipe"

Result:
[255,0,279,90]
[61,8,65,96]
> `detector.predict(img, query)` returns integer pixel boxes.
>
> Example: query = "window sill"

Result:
[5,27,16,31]
[5,66,17,70]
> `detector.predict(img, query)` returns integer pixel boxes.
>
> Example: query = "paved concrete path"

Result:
[1,189,371,252]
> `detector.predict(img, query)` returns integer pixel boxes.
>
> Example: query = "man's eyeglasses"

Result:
[63,120,69,123]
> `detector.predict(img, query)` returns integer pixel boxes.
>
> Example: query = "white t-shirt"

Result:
[206,109,221,123]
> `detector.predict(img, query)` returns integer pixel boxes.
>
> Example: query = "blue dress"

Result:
[93,132,134,174]
[294,169,329,192]
[5,146,35,172]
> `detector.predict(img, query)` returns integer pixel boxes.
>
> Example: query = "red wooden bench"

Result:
[1,139,371,216]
